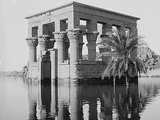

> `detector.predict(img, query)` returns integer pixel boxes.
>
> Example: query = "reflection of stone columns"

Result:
[26,37,38,62]
[67,29,82,64]
[27,82,40,120]
[53,32,66,63]
[70,84,78,120]
[41,83,51,119]
[57,103,64,120]
[86,32,99,61]
[89,100,97,120]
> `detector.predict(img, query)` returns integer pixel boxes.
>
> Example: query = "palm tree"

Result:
[99,27,147,85]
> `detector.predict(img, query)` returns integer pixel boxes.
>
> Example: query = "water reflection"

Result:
[23,78,160,120]
[26,78,56,120]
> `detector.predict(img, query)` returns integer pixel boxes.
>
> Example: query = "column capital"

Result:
[26,37,38,48]
[86,31,98,61]
[86,31,99,43]
[38,34,51,41]
[53,31,66,41]
[38,35,54,50]
[67,28,82,64]
[26,37,38,62]
[53,31,66,63]
[67,28,83,41]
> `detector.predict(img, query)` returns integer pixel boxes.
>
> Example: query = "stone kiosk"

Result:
[25,2,139,81]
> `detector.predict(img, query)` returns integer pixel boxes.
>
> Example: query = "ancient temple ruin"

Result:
[25,1,139,80]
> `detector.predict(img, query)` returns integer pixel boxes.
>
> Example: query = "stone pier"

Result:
[53,32,66,63]
[25,1,139,80]
[86,32,99,61]
[67,29,82,64]
[26,37,38,62]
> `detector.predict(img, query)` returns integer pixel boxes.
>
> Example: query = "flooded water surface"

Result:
[0,76,160,120]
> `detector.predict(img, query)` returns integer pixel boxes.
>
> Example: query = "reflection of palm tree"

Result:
[138,83,160,114]
[100,27,147,85]
[63,104,71,120]
[113,84,140,120]
[99,84,140,120]
[26,81,40,120]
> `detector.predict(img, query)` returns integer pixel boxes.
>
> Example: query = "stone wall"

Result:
[27,62,40,80]
[58,61,106,80]
[27,61,106,81]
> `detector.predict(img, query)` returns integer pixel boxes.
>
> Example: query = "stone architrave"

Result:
[53,31,66,63]
[67,29,82,64]
[26,37,38,62]
[86,31,99,61]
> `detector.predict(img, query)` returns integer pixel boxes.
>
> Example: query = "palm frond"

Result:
[100,27,148,79]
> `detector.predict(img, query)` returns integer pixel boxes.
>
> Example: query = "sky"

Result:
[0,0,160,71]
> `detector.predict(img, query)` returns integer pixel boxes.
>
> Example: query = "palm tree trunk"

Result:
[113,77,116,97]
[126,75,129,88]
[113,77,116,88]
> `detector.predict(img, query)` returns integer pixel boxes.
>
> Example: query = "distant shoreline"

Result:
[1,68,160,78]
[0,71,23,77]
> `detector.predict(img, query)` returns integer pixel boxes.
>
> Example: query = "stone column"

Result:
[128,24,138,63]
[87,20,97,32]
[78,34,83,60]
[70,84,79,120]
[86,32,99,61]
[27,23,32,38]
[50,49,58,80]
[38,35,54,60]
[26,37,38,62]
[38,35,53,51]
[129,24,138,36]
[99,23,111,53]
[102,23,112,35]
[67,29,82,64]
[53,31,66,63]
[38,24,43,36]
[99,23,112,63]
[79,42,84,60]
[63,36,70,61]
